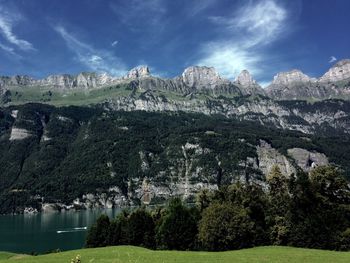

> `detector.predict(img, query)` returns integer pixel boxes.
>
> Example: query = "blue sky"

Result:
[0,0,349,85]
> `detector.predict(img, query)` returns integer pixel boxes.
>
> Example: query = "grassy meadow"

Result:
[1,246,350,263]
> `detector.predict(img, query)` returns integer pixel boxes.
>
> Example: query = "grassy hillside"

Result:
[3,84,134,107]
[1,246,350,263]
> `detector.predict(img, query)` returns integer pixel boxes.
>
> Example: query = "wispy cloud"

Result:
[0,42,14,53]
[196,0,288,82]
[0,7,35,51]
[185,0,215,16]
[329,56,337,63]
[54,25,127,76]
[111,40,118,47]
[110,0,166,30]
[198,43,262,79]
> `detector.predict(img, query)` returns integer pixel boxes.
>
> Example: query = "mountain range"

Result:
[1,59,350,213]
[1,59,350,100]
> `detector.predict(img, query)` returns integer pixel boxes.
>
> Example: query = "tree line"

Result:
[86,165,350,251]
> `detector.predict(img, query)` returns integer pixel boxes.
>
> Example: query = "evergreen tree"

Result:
[156,198,198,250]
[266,165,292,245]
[86,214,111,248]
[109,210,129,246]
[127,208,155,248]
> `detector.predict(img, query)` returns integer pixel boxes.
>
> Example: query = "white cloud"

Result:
[54,26,127,76]
[198,43,262,79]
[196,0,288,82]
[0,7,35,51]
[0,42,14,53]
[329,56,337,63]
[111,40,118,47]
[186,0,215,16]
[232,0,287,47]
[259,81,271,88]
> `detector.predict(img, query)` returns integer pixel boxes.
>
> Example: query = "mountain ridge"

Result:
[1,59,350,101]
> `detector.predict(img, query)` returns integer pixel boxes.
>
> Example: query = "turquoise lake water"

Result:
[0,209,121,254]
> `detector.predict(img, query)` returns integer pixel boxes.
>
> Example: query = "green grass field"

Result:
[5,84,135,107]
[1,246,350,263]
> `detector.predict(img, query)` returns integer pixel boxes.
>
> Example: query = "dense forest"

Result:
[86,165,350,251]
[1,103,350,213]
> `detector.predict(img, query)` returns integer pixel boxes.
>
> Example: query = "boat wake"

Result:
[56,226,87,234]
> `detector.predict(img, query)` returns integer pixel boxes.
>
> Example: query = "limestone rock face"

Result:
[181,66,228,89]
[106,90,350,134]
[235,70,257,86]
[39,72,108,89]
[266,60,350,100]
[0,72,117,90]
[256,140,296,177]
[40,74,75,88]
[319,59,350,83]
[9,128,32,140]
[287,148,329,172]
[0,75,34,88]
[234,70,266,96]
[266,70,316,100]
[1,60,350,101]
[271,70,315,86]
[125,66,151,79]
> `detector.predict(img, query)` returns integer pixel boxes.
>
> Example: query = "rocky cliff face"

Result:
[271,70,315,86]
[235,70,257,87]
[319,59,350,83]
[0,72,119,90]
[234,70,266,96]
[1,60,350,101]
[0,75,34,89]
[181,66,229,89]
[287,148,329,172]
[1,60,350,122]
[124,66,151,79]
[0,65,242,96]
[105,91,350,135]
[266,60,350,100]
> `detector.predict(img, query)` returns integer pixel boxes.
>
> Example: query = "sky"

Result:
[0,0,349,86]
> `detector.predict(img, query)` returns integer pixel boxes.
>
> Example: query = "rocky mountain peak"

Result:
[319,59,350,83]
[125,66,151,79]
[271,69,314,86]
[181,66,226,89]
[235,70,257,87]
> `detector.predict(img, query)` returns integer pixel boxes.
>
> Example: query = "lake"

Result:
[0,209,121,254]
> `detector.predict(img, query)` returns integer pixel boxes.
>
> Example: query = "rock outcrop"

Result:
[106,90,350,135]
[235,70,257,87]
[319,59,350,83]
[1,60,350,101]
[234,70,266,96]
[287,148,329,172]
[0,75,34,88]
[0,72,118,90]
[266,60,350,100]
[270,70,315,86]
[124,66,151,79]
[256,140,296,177]
[9,128,32,140]
[38,72,117,89]
[181,66,229,89]
[266,70,316,99]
